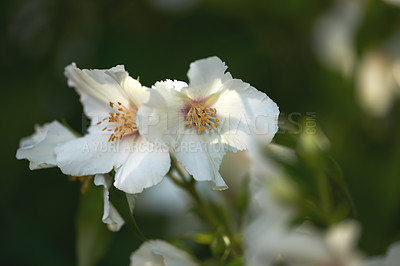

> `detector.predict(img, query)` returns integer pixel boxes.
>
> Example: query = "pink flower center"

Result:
[185,102,219,131]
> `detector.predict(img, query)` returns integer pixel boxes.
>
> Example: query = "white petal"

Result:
[215,79,279,151]
[185,56,233,99]
[134,177,188,215]
[114,138,171,194]
[16,121,77,170]
[137,80,187,148]
[363,258,383,266]
[130,240,199,266]
[384,0,400,7]
[365,241,400,266]
[245,200,331,265]
[64,63,132,123]
[219,151,251,189]
[312,0,361,78]
[130,241,164,265]
[175,133,227,190]
[120,75,150,107]
[19,124,47,147]
[385,242,400,266]
[94,174,125,231]
[55,134,131,176]
[275,232,331,264]
[325,220,361,259]
[356,50,398,117]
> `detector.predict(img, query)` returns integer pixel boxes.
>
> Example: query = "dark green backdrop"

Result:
[2,0,400,265]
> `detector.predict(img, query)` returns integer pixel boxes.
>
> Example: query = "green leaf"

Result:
[76,182,113,266]
[324,155,356,217]
[227,257,244,266]
[108,185,146,242]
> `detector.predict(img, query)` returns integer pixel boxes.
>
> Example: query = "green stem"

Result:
[168,173,218,228]
[316,171,332,224]
[170,154,189,182]
[186,180,219,229]
[108,185,147,242]
[168,172,184,187]
[168,156,243,258]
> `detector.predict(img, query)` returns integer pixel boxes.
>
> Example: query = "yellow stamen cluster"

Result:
[97,101,137,142]
[185,102,219,131]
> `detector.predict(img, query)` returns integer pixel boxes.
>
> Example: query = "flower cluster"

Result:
[16,56,279,233]
[16,56,400,265]
[18,56,279,192]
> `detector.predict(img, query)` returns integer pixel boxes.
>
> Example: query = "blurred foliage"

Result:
[75,182,113,266]
[2,0,400,265]
[275,120,355,227]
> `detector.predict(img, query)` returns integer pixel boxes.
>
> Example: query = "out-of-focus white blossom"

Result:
[130,240,199,266]
[383,0,400,7]
[298,220,365,266]
[219,150,251,189]
[245,184,365,266]
[363,241,400,266]
[245,140,365,266]
[247,141,298,203]
[244,141,326,266]
[244,179,330,266]
[313,0,364,78]
[134,177,188,216]
[356,48,400,117]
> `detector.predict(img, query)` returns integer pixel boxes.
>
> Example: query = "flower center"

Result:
[185,102,219,131]
[97,101,138,142]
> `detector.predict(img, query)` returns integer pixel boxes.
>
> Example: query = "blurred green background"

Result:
[2,0,400,265]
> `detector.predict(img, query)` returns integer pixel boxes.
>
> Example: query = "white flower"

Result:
[324,220,365,266]
[138,56,279,189]
[129,240,199,266]
[245,185,365,266]
[312,0,364,78]
[16,120,76,169]
[55,64,171,194]
[244,170,329,266]
[363,241,400,266]
[219,150,251,189]
[94,174,135,231]
[134,177,188,216]
[356,48,400,117]
[245,141,364,266]
[383,0,400,7]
